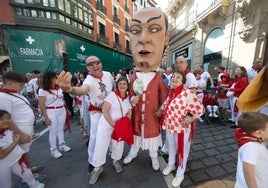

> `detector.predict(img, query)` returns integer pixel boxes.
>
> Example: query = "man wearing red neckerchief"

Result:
[56,55,114,178]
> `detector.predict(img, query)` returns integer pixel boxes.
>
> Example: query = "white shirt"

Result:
[200,71,211,85]
[38,88,65,107]
[83,71,114,108]
[247,68,258,83]
[0,130,24,169]
[185,72,198,89]
[0,92,35,152]
[235,142,268,188]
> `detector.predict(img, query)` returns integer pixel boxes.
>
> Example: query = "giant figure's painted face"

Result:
[129,8,170,71]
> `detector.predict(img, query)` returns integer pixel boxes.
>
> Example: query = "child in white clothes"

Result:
[0,109,45,188]
[234,112,268,188]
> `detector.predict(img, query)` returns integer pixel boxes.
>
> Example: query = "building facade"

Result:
[166,0,268,78]
[0,0,155,74]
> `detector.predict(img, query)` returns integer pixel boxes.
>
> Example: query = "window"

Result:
[27,0,40,4]
[114,32,119,43]
[65,17,70,24]
[78,7,83,21]
[23,9,30,16]
[46,12,51,18]
[38,10,45,18]
[113,6,117,17]
[99,22,105,36]
[65,0,71,14]
[14,0,24,4]
[16,8,23,15]
[58,0,64,11]
[31,10,37,17]
[51,12,56,19]
[126,40,130,49]
[59,14,65,22]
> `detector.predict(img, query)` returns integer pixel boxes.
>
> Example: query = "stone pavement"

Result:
[13,117,238,188]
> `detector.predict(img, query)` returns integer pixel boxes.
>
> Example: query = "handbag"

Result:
[111,95,134,145]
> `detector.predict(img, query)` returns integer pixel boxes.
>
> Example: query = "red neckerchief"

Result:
[114,89,128,101]
[89,72,103,81]
[50,85,59,90]
[184,69,190,75]
[49,86,60,97]
[0,128,6,136]
[0,87,18,93]
[160,85,184,125]
[234,128,263,148]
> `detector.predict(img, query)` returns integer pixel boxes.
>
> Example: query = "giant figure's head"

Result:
[129,7,170,72]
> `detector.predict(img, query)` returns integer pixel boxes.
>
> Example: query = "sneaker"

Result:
[158,150,168,156]
[29,181,45,188]
[213,113,218,118]
[51,148,62,159]
[31,166,45,173]
[113,161,123,173]
[198,117,204,123]
[162,164,176,176]
[123,154,137,165]
[87,163,94,175]
[20,173,47,184]
[33,173,47,183]
[229,124,239,129]
[59,143,71,152]
[172,175,184,187]
[151,157,159,171]
[208,113,213,117]
[88,166,103,185]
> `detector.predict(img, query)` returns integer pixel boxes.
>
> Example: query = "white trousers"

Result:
[166,131,191,176]
[206,105,219,113]
[91,122,124,167]
[0,161,36,188]
[47,107,66,150]
[128,143,158,159]
[88,112,102,164]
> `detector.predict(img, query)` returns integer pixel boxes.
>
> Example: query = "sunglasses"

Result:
[86,60,101,66]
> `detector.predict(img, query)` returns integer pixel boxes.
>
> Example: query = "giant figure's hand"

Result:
[57,71,73,92]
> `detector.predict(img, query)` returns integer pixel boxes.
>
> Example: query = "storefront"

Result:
[6,29,133,74]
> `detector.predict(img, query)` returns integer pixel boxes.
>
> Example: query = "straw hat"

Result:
[237,65,268,112]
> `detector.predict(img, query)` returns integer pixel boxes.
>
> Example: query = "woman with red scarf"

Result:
[228,66,249,128]
[89,76,133,185]
[158,70,204,187]
[38,71,71,159]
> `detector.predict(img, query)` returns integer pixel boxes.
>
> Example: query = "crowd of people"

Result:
[0,7,268,188]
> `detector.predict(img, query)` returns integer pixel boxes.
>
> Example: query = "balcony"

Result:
[97,3,107,15]
[124,5,130,14]
[97,34,109,46]
[113,42,122,51]
[113,16,120,26]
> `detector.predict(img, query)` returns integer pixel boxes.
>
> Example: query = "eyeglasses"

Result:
[86,60,101,66]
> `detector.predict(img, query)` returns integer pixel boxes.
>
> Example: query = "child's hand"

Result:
[19,133,31,144]
[131,96,139,106]
[13,133,21,144]
[154,109,163,117]
[126,109,132,119]
[44,116,52,126]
